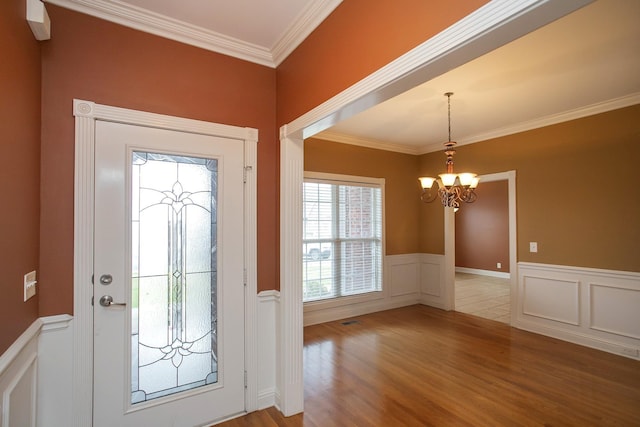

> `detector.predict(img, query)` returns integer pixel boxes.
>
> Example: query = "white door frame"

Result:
[446,171,518,314]
[279,0,593,416]
[72,99,258,426]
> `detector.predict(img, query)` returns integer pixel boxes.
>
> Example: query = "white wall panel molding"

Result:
[0,322,41,377]
[37,315,73,427]
[420,254,447,309]
[0,321,39,427]
[387,254,421,297]
[257,291,279,410]
[521,275,580,325]
[589,283,640,340]
[302,254,422,326]
[1,351,37,427]
[515,262,640,360]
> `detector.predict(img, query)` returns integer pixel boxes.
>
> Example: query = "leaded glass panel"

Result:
[131,151,218,404]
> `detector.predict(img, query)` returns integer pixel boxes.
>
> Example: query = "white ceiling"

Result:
[47,0,640,153]
[317,0,640,154]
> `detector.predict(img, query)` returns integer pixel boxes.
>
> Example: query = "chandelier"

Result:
[419,92,479,209]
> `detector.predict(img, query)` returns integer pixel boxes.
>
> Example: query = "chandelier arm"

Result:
[461,188,478,203]
[438,186,461,209]
[420,189,438,203]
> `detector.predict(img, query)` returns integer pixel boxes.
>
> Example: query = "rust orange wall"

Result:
[455,180,509,272]
[39,6,278,316]
[0,0,41,353]
[276,0,488,125]
[305,139,421,254]
[420,105,640,272]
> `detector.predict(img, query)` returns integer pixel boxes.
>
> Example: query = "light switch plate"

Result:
[24,271,37,301]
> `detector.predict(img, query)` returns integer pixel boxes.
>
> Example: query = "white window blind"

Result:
[303,176,383,302]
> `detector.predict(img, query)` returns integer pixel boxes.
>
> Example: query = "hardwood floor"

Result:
[216,305,640,426]
[455,272,510,324]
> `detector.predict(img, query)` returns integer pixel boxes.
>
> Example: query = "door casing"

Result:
[72,99,258,426]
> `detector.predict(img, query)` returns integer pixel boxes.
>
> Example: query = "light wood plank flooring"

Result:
[455,272,510,324]
[216,305,640,426]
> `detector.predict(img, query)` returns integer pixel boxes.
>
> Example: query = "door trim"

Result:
[448,171,517,315]
[72,99,258,426]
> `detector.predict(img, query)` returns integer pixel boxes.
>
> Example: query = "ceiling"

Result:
[47,0,639,153]
[316,0,640,154]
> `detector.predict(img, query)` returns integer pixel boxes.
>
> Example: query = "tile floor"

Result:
[454,272,511,324]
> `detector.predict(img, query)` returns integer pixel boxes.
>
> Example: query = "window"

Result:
[303,173,383,302]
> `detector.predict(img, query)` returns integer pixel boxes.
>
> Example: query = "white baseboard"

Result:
[455,266,510,279]
[257,387,278,410]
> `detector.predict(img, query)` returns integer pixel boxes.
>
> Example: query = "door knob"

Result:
[99,295,126,307]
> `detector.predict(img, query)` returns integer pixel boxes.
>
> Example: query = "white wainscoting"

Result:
[0,315,74,427]
[257,290,279,410]
[419,253,447,309]
[36,315,73,427]
[303,254,424,326]
[0,322,39,427]
[515,262,640,360]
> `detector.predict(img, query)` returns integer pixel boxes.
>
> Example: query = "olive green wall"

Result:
[419,104,640,272]
[308,105,640,273]
[305,139,421,255]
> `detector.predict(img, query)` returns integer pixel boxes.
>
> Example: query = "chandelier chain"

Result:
[447,92,452,142]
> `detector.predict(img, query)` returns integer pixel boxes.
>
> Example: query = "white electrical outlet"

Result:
[529,242,538,253]
[24,270,37,301]
[497,262,502,269]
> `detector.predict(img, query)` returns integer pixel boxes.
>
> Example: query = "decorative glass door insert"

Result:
[131,151,219,404]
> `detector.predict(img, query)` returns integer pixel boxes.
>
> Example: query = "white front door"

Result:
[93,120,245,427]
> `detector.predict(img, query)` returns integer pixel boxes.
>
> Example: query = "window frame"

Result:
[302,171,386,309]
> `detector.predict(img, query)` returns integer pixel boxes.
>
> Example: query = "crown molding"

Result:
[272,0,342,66]
[44,0,341,67]
[417,92,640,154]
[315,94,640,156]
[28,0,51,40]
[45,0,273,66]
[312,131,422,155]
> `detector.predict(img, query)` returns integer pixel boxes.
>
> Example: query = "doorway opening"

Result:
[450,171,517,325]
